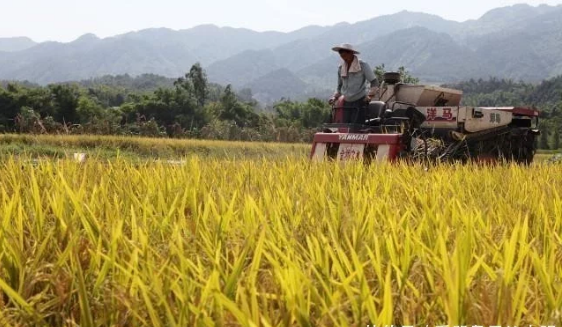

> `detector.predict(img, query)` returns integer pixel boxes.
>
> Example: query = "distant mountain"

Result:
[0,37,36,52]
[467,3,558,32]
[206,49,279,87]
[268,10,461,72]
[1,4,562,103]
[447,4,559,41]
[298,27,487,87]
[0,35,198,83]
[0,24,331,84]
[205,4,562,100]
[243,68,331,104]
[469,7,562,80]
[118,25,330,65]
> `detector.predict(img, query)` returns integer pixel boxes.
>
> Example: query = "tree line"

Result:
[0,64,331,142]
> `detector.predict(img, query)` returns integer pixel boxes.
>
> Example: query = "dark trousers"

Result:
[342,99,367,124]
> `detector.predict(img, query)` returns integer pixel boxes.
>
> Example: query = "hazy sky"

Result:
[1,0,561,42]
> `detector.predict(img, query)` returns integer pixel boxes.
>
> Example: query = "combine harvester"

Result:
[311,72,540,163]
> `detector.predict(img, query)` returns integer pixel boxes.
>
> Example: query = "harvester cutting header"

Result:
[311,43,540,163]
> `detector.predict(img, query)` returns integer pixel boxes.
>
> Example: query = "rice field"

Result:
[0,140,562,326]
[0,134,310,160]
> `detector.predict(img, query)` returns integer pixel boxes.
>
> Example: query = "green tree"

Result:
[398,66,419,84]
[187,63,208,107]
[553,128,560,150]
[373,64,419,84]
[0,84,22,130]
[76,96,104,123]
[374,64,386,84]
[300,98,331,128]
[86,85,127,107]
[540,126,550,150]
[216,85,258,127]
[49,84,81,124]
[273,98,331,128]
[173,63,208,108]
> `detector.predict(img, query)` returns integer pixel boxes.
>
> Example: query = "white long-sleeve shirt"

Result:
[336,58,378,102]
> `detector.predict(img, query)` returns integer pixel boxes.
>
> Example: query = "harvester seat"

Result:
[365,101,386,125]
[368,101,386,118]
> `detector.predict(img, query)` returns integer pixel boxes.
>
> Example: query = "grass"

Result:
[0,154,561,326]
[0,134,310,160]
[0,133,559,162]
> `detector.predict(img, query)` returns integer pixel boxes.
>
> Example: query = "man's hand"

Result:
[367,87,379,102]
[328,93,341,105]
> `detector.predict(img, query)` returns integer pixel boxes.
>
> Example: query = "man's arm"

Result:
[329,67,343,104]
[336,67,343,95]
[362,62,379,99]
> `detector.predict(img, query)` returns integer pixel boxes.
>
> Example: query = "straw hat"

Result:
[331,43,360,54]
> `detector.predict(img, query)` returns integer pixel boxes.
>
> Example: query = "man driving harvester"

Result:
[328,43,379,124]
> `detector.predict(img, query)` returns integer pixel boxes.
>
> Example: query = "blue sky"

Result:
[2,0,561,42]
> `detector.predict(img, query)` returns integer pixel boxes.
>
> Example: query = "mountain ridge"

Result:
[1,4,561,103]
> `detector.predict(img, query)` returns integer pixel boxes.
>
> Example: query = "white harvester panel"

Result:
[381,84,462,107]
[311,143,327,161]
[375,144,391,161]
[461,107,512,132]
